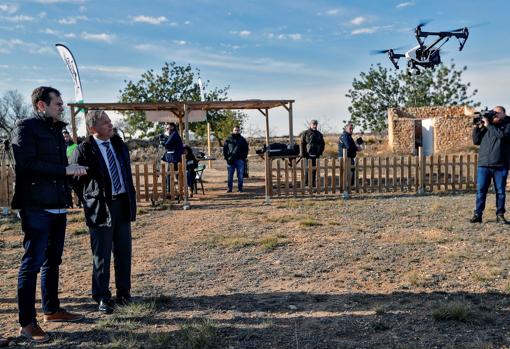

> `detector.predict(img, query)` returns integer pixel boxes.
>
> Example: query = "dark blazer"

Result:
[473,117,510,168]
[11,112,72,210]
[71,135,136,228]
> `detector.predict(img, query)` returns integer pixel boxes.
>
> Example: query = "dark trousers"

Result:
[17,209,66,327]
[475,166,508,216]
[89,197,132,302]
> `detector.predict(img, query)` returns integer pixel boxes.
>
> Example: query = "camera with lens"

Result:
[158,134,167,146]
[473,108,497,126]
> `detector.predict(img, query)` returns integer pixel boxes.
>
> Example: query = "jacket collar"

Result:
[32,111,68,131]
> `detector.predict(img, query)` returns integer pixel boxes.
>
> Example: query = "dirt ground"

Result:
[1,159,510,348]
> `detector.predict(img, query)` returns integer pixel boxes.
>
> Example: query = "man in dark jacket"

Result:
[471,106,510,223]
[12,86,87,343]
[301,120,325,187]
[71,110,137,314]
[161,122,183,169]
[338,122,362,185]
[223,126,249,192]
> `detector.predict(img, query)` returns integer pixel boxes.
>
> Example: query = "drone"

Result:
[373,22,470,75]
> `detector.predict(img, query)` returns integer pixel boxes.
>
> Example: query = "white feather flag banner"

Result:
[55,43,84,102]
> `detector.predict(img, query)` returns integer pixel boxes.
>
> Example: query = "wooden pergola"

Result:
[68,99,295,204]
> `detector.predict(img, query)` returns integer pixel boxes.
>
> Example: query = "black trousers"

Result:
[89,196,132,302]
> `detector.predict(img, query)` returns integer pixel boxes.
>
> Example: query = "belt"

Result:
[112,193,128,200]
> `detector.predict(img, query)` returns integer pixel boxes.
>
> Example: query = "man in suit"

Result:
[12,86,87,343]
[71,110,137,314]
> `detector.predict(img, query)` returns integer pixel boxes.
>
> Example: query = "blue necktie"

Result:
[101,141,122,194]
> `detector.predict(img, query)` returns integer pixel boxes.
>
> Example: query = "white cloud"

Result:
[81,65,145,78]
[0,38,54,54]
[0,64,8,68]
[350,16,366,25]
[184,20,190,25]
[396,1,414,8]
[79,5,86,12]
[3,15,35,22]
[239,30,251,37]
[132,15,168,25]
[81,32,115,43]
[42,28,76,38]
[276,33,302,41]
[35,0,86,3]
[58,15,87,25]
[351,25,392,35]
[170,22,178,27]
[38,12,47,18]
[173,40,187,45]
[317,8,345,16]
[0,4,18,14]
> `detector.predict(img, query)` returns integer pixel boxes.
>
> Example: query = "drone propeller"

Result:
[416,20,431,29]
[449,22,488,32]
[370,46,406,55]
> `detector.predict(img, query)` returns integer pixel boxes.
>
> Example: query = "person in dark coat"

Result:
[338,122,362,185]
[71,110,137,314]
[223,126,249,192]
[161,122,183,169]
[11,86,87,343]
[470,106,510,224]
[184,145,198,195]
[300,119,325,187]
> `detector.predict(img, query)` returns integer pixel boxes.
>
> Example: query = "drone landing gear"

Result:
[407,66,421,76]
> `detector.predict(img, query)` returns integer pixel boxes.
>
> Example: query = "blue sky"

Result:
[1,0,509,136]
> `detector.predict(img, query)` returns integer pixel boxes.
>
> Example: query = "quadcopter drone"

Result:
[373,22,470,75]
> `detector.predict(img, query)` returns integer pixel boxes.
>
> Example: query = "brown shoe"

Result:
[19,323,49,343]
[43,308,84,322]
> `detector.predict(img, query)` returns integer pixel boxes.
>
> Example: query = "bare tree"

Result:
[0,90,30,139]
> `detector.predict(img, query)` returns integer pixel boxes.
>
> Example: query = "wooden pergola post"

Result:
[207,122,212,169]
[70,105,78,143]
[184,105,190,146]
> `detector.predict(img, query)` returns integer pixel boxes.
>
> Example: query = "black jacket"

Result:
[71,135,137,228]
[301,129,325,158]
[11,112,72,210]
[223,134,249,164]
[338,131,358,159]
[161,130,183,163]
[473,117,510,168]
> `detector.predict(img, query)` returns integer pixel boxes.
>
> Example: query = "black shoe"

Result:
[470,214,482,223]
[116,295,132,306]
[497,215,509,224]
[226,189,232,193]
[98,299,115,314]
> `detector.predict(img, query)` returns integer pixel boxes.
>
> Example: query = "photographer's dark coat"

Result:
[473,117,510,168]
[11,112,72,209]
[70,135,136,228]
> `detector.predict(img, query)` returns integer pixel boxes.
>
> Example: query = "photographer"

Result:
[471,106,510,224]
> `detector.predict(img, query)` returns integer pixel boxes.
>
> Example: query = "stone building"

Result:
[387,106,475,155]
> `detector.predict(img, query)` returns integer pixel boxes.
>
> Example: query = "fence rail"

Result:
[268,148,479,198]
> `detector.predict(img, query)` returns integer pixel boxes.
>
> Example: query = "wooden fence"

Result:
[268,148,479,198]
[131,161,187,203]
[0,160,187,208]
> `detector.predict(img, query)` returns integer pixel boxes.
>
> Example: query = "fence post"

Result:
[342,148,350,199]
[182,154,190,210]
[264,149,271,204]
[417,146,425,195]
